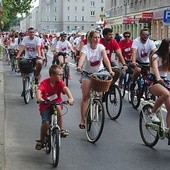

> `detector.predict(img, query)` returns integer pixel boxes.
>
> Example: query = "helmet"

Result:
[60,31,67,37]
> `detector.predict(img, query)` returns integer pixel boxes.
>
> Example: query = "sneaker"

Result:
[149,113,160,123]
[60,129,69,138]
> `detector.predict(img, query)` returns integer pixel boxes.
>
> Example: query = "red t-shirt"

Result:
[38,78,66,113]
[100,38,120,61]
[82,39,87,45]
[119,39,133,60]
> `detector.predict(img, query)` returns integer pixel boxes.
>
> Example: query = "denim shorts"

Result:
[40,107,53,123]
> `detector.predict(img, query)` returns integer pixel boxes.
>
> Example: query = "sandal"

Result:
[79,124,85,129]
[61,129,69,138]
[35,140,44,150]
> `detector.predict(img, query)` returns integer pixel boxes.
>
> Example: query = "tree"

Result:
[1,0,32,30]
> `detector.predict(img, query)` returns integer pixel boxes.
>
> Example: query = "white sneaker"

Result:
[149,113,160,123]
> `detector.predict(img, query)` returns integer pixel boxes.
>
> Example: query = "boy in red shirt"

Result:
[35,65,74,150]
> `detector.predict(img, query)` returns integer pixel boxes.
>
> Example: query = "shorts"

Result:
[40,107,53,123]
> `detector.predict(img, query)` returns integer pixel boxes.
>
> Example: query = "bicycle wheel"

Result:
[130,82,141,109]
[64,65,69,87]
[106,84,122,120]
[11,56,15,71]
[23,76,30,104]
[30,77,37,99]
[139,104,159,147]
[45,128,51,154]
[120,76,126,98]
[51,128,60,167]
[85,99,105,143]
[44,52,47,66]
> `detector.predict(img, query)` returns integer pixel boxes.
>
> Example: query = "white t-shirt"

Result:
[151,53,167,78]
[81,43,105,73]
[56,40,71,52]
[132,37,156,63]
[74,37,81,50]
[21,36,41,58]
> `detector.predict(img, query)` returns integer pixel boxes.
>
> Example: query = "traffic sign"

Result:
[163,10,170,25]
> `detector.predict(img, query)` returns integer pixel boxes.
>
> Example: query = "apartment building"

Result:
[20,0,105,33]
[105,0,170,40]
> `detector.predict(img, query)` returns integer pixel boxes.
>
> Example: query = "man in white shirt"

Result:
[130,28,157,90]
[16,27,43,84]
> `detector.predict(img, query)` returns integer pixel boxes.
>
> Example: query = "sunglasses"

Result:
[141,34,149,36]
[29,31,35,33]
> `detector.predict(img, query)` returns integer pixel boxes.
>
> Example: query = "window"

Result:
[46,5,50,12]
[68,7,70,11]
[75,7,77,11]
[100,0,104,2]
[46,16,50,21]
[67,16,70,21]
[67,26,70,31]
[82,7,84,11]
[81,26,84,30]
[101,7,104,11]
[54,7,57,12]
[90,1,95,7]
[54,16,58,21]
[91,11,95,16]
[75,16,78,21]
[81,16,85,21]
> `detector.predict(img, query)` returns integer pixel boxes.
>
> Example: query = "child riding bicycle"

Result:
[35,65,74,150]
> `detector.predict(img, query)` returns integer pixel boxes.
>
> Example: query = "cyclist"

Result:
[35,65,74,150]
[100,28,128,83]
[16,27,43,85]
[118,31,133,86]
[130,28,157,91]
[77,30,114,129]
[56,32,75,67]
[51,33,60,65]
[149,38,170,125]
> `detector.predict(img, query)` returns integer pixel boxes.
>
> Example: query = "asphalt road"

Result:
[3,53,170,170]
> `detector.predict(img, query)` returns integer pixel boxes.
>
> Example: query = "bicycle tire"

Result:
[45,128,51,154]
[64,65,69,87]
[11,57,15,71]
[44,53,47,66]
[130,82,141,109]
[106,84,122,120]
[23,76,30,104]
[139,104,159,147]
[85,99,105,143]
[51,128,60,167]
[30,77,36,99]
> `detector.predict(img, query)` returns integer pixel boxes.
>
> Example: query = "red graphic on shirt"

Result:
[141,49,148,58]
[61,47,66,51]
[26,44,36,51]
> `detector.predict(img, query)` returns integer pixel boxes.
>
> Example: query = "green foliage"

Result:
[1,0,32,30]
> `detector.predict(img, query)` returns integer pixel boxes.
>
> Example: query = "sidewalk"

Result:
[0,39,5,170]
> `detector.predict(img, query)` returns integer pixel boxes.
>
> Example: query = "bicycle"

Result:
[39,100,69,167]
[43,48,48,66]
[139,99,170,147]
[130,64,154,109]
[83,71,112,143]
[119,60,133,102]
[55,52,70,87]
[20,58,37,104]
[9,49,18,72]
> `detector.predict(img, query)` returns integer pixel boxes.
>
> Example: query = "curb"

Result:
[0,42,5,170]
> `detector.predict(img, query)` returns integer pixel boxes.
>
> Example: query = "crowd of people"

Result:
[1,26,170,149]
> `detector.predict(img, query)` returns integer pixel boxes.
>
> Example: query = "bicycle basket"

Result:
[20,59,34,74]
[91,75,112,92]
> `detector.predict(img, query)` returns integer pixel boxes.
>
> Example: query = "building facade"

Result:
[105,0,170,40]
[20,0,105,33]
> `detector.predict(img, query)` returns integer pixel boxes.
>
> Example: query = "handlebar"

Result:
[37,100,68,106]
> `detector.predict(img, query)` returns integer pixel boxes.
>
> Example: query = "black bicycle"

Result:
[9,49,18,72]
[56,52,70,87]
